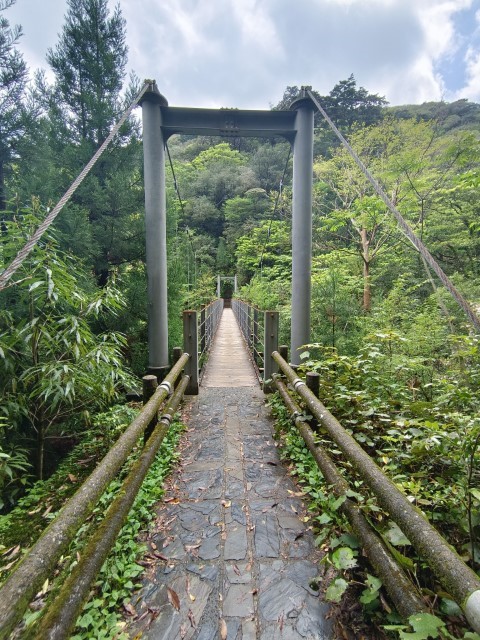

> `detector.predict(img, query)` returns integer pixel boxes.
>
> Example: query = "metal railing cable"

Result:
[307,89,480,333]
[272,350,480,633]
[0,353,189,639]
[231,299,265,380]
[198,298,223,379]
[0,80,151,293]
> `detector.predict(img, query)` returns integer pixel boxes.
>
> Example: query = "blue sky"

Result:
[7,0,480,109]
[435,2,480,94]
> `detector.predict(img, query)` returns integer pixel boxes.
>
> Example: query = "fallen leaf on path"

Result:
[2,545,20,559]
[220,618,228,639]
[167,587,180,611]
[188,609,196,628]
[0,560,16,572]
[123,602,137,617]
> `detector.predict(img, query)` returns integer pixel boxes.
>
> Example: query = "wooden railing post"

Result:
[306,370,320,432]
[263,310,279,393]
[306,371,320,398]
[183,310,199,394]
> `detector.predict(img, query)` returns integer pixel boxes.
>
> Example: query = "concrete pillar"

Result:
[234,274,238,293]
[217,274,221,298]
[141,83,169,374]
[290,90,315,365]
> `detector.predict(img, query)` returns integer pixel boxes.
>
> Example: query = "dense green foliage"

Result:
[0,404,185,639]
[0,0,479,635]
[0,0,27,210]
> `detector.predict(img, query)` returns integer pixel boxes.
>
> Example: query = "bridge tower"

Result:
[141,82,314,368]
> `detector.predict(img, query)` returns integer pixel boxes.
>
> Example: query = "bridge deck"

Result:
[202,308,257,387]
[126,309,332,639]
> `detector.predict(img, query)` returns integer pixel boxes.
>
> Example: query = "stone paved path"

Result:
[126,312,332,639]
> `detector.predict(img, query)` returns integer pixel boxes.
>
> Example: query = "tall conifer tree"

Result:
[46,0,144,285]
[0,0,27,210]
[47,0,127,147]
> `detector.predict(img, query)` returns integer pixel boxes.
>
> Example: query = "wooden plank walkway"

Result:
[202,308,257,388]
[126,309,332,639]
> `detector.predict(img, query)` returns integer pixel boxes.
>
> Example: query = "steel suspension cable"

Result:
[307,89,480,333]
[0,80,151,292]
[166,141,197,259]
[258,145,292,275]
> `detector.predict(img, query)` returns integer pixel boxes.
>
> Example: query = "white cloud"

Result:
[6,0,480,108]
[456,46,480,100]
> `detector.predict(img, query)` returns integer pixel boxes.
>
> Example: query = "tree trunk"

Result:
[37,423,45,480]
[0,159,7,236]
[360,228,371,312]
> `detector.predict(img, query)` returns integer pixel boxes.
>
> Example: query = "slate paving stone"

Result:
[224,477,244,499]
[229,502,247,525]
[224,523,248,560]
[223,583,255,617]
[226,618,242,639]
[254,513,280,557]
[125,336,332,639]
[225,562,252,585]
[242,619,257,640]
[186,564,219,581]
[258,576,309,621]
[198,536,221,560]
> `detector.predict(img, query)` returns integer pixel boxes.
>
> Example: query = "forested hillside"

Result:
[0,0,479,637]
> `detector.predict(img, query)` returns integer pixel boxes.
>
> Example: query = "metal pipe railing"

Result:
[273,375,427,620]
[272,350,480,633]
[33,375,190,640]
[0,353,189,639]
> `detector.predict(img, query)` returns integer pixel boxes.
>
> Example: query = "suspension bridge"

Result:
[0,81,479,639]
